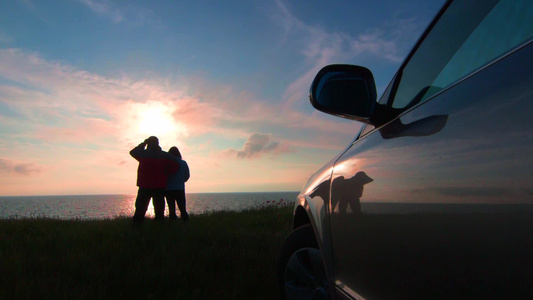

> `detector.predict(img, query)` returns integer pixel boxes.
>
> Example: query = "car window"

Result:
[378,74,395,105]
[391,0,533,110]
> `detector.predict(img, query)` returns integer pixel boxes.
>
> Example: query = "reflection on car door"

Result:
[330,42,533,299]
[329,0,533,298]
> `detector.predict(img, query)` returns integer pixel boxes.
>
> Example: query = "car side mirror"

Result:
[309,64,377,124]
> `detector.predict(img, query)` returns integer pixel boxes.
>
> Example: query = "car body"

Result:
[277,0,533,299]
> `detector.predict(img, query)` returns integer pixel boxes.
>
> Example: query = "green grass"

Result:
[0,205,294,299]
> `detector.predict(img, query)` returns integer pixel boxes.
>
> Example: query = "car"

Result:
[277,0,533,299]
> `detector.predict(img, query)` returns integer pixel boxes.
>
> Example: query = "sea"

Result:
[0,191,299,220]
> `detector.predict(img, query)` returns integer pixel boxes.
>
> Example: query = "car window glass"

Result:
[378,74,395,105]
[391,0,533,109]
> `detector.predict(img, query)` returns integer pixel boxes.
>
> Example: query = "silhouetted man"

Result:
[130,136,179,224]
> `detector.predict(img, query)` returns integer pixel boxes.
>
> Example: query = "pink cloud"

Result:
[0,47,357,195]
[224,133,291,159]
[32,118,117,144]
[0,48,354,149]
[0,158,42,176]
[170,97,224,135]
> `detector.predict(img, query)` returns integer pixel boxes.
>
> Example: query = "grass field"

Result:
[0,205,294,299]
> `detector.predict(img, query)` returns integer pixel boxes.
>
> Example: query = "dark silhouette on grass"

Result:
[165,146,190,222]
[130,136,179,224]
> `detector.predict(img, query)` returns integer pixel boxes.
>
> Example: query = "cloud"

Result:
[0,158,42,176]
[0,47,356,197]
[171,97,225,135]
[349,30,403,63]
[0,46,360,195]
[32,118,117,144]
[225,133,290,159]
[273,0,403,64]
[273,0,428,109]
[78,0,124,23]
[275,0,425,64]
[0,48,191,144]
[76,0,162,28]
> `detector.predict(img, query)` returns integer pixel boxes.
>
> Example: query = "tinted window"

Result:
[391,0,533,109]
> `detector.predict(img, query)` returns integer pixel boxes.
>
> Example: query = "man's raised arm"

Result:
[130,141,147,160]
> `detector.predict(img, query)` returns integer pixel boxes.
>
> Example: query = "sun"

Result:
[122,101,188,143]
[137,103,176,137]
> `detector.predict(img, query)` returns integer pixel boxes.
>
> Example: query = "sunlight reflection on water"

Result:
[0,192,298,220]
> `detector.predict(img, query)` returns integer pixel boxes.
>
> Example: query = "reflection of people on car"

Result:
[309,179,330,201]
[331,171,373,214]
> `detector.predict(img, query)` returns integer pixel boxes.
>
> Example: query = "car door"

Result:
[329,0,533,299]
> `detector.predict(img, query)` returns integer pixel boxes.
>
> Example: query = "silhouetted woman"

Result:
[166,146,190,221]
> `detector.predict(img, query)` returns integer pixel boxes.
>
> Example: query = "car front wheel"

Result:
[277,224,330,300]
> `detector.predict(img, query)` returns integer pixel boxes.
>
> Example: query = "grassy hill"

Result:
[0,205,294,299]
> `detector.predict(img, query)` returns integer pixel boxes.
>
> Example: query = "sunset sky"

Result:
[0,0,444,196]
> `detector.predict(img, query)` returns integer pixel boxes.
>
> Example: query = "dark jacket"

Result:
[130,143,180,189]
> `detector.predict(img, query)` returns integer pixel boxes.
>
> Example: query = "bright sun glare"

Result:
[137,103,176,137]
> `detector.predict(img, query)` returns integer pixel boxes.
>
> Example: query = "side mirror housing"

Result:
[309,64,377,124]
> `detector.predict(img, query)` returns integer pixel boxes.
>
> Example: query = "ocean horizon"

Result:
[0,191,299,220]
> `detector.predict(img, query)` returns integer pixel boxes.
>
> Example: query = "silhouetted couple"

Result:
[130,136,190,224]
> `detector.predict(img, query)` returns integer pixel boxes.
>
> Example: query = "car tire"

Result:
[277,224,330,300]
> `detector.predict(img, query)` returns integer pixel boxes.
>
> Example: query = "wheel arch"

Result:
[293,205,311,230]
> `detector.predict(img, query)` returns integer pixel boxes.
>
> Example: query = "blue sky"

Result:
[0,0,444,195]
